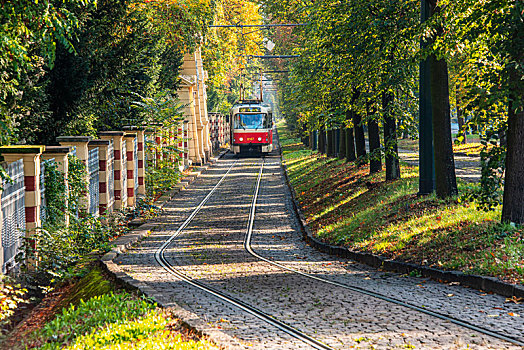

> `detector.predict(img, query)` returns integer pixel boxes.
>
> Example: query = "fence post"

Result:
[99,132,126,210]
[56,136,92,215]
[42,146,71,225]
[144,129,154,169]
[123,133,137,208]
[0,146,45,266]
[154,125,163,167]
[124,127,146,196]
[88,140,113,216]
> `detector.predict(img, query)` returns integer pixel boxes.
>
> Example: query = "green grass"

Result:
[12,266,215,350]
[23,291,214,349]
[279,123,524,285]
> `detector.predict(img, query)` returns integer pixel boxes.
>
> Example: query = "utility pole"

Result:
[418,0,435,195]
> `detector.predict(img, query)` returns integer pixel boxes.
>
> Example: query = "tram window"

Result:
[235,113,267,129]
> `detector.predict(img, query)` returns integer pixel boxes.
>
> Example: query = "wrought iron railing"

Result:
[107,142,115,209]
[88,148,99,216]
[121,141,128,205]
[1,159,26,273]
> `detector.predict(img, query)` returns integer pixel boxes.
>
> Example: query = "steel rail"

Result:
[244,159,524,348]
[154,159,334,350]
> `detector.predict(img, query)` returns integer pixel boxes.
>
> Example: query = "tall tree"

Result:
[427,0,457,197]
[383,91,400,180]
[367,102,382,174]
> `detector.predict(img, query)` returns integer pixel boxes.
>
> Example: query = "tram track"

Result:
[155,158,334,350]
[245,158,524,348]
[154,155,523,348]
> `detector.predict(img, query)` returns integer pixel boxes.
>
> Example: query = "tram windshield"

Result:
[234,113,268,130]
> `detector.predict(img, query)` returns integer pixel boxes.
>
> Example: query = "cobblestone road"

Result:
[115,137,523,349]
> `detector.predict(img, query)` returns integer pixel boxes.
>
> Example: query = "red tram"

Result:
[229,101,273,155]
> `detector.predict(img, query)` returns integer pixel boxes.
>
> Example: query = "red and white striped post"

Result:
[123,133,137,207]
[0,146,45,254]
[99,132,126,210]
[123,126,146,196]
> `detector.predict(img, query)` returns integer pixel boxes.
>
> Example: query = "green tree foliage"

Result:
[203,0,264,114]
[1,0,218,145]
[263,0,523,221]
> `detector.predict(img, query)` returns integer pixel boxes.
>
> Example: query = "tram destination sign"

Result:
[239,107,260,112]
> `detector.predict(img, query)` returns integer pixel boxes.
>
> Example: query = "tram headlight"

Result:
[239,137,244,142]
[258,137,262,141]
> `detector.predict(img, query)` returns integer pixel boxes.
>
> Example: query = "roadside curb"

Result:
[99,149,239,349]
[278,135,523,298]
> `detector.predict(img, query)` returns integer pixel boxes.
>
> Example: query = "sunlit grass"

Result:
[25,292,216,350]
[278,122,524,284]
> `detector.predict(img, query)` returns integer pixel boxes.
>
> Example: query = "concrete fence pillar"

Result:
[99,132,126,210]
[57,136,92,215]
[183,120,190,168]
[42,146,71,225]
[123,133,137,208]
[136,129,145,196]
[144,129,154,168]
[123,126,146,196]
[88,140,113,215]
[0,146,45,241]
[155,126,163,166]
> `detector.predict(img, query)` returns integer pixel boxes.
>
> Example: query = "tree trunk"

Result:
[430,54,457,197]
[339,127,346,159]
[319,125,326,154]
[502,68,524,224]
[353,111,366,159]
[368,117,382,174]
[383,92,400,180]
[335,129,341,157]
[326,129,333,156]
[427,0,457,198]
[346,127,356,162]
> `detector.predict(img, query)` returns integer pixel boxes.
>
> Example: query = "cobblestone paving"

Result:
[115,138,523,349]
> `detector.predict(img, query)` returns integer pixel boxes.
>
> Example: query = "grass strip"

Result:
[278,121,523,285]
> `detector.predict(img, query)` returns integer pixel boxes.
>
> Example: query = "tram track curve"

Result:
[153,153,522,349]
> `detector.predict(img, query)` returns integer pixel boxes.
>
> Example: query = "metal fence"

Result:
[40,160,46,224]
[39,158,56,224]
[1,160,26,273]
[107,143,115,209]
[88,148,99,216]
[121,141,128,205]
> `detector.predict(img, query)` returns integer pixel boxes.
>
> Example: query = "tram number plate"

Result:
[246,137,255,141]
